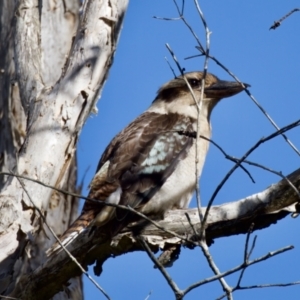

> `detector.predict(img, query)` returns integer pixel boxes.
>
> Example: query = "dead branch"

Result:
[269,8,300,30]
[8,167,300,300]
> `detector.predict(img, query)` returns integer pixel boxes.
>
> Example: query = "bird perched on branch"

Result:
[48,71,248,254]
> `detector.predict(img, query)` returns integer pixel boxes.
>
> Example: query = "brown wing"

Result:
[101,112,195,220]
[83,111,196,219]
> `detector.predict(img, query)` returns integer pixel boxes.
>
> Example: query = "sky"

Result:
[77,1,300,299]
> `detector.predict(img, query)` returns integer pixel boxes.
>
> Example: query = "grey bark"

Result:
[0,0,129,299]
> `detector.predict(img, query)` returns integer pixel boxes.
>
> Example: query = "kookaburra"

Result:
[49,71,248,252]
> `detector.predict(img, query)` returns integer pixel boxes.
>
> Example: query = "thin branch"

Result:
[0,170,192,245]
[193,0,211,231]
[144,291,152,300]
[185,209,230,296]
[164,56,177,78]
[244,224,254,263]
[200,241,233,300]
[200,136,255,183]
[194,49,300,157]
[204,134,299,196]
[175,0,205,52]
[237,281,300,289]
[164,42,206,227]
[201,118,300,234]
[236,225,255,289]
[217,232,294,300]
[248,236,257,260]
[183,245,294,296]
[138,237,184,300]
[165,43,185,76]
[191,3,234,297]
[243,88,300,156]
[240,160,300,198]
[269,8,300,30]
[218,280,300,300]
[154,0,205,54]
[193,0,209,30]
[153,16,182,21]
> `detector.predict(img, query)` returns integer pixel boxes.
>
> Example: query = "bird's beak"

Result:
[204,80,250,98]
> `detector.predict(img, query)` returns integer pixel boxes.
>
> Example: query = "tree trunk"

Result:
[0,0,129,299]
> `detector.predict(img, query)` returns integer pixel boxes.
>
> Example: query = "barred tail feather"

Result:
[46,209,98,256]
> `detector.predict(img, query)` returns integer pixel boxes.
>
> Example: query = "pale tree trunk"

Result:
[0,0,129,299]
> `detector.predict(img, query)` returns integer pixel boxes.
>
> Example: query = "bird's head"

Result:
[151,71,249,119]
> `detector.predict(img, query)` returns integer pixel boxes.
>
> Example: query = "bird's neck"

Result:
[148,98,212,132]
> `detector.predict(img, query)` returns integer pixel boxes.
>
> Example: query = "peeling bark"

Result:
[0,0,129,299]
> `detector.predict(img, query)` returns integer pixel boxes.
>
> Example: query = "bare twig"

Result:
[186,210,232,298]
[183,245,294,296]
[237,281,300,290]
[138,236,184,300]
[248,236,257,260]
[193,49,300,157]
[193,0,211,230]
[165,43,185,76]
[244,224,255,262]
[201,118,300,233]
[167,4,234,296]
[164,56,177,78]
[200,241,233,299]
[240,160,300,198]
[269,8,300,30]
[144,291,152,300]
[164,42,206,227]
[243,88,300,156]
[0,170,190,246]
[154,0,205,61]
[219,271,300,299]
[153,16,182,21]
[203,135,300,197]
[200,136,255,183]
[236,225,255,289]
[175,0,205,52]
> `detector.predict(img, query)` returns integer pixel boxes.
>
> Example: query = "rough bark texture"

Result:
[0,0,129,299]
[0,1,26,189]
[7,167,300,300]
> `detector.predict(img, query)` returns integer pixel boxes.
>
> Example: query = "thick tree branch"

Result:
[9,167,300,300]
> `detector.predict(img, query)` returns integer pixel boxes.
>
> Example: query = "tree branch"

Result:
[9,167,300,299]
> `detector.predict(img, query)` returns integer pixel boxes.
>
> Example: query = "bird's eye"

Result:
[189,79,200,87]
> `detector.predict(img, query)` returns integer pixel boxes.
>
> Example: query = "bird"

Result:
[48,71,248,254]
